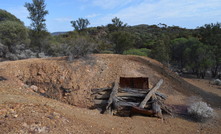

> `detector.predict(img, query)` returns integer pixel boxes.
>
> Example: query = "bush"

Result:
[123,48,151,57]
[0,9,23,23]
[187,101,214,122]
[0,21,29,50]
[210,79,221,86]
[67,37,97,61]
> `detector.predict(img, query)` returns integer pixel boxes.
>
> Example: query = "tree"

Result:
[24,0,48,32]
[198,23,221,78]
[183,38,214,79]
[110,31,134,54]
[150,40,170,64]
[0,10,29,52]
[170,38,188,68]
[0,21,29,51]
[70,18,90,31]
[107,17,127,32]
[24,0,49,52]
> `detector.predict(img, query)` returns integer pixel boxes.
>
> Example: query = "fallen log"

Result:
[155,92,167,100]
[94,99,108,105]
[130,106,155,116]
[117,92,145,98]
[120,88,167,99]
[120,88,148,94]
[139,79,163,108]
[95,92,111,99]
[91,87,112,94]
[115,101,139,107]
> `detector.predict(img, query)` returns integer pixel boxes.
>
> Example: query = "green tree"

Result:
[183,38,214,78]
[0,10,29,52]
[107,17,127,32]
[198,23,221,77]
[24,0,49,52]
[24,0,48,32]
[0,21,29,51]
[110,31,134,54]
[150,40,170,64]
[71,18,90,31]
[170,38,188,68]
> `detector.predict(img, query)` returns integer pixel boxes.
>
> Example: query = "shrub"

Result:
[187,101,214,122]
[210,79,221,86]
[67,37,97,61]
[123,48,151,57]
[0,21,29,50]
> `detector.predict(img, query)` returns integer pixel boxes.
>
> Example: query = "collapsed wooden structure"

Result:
[92,78,172,118]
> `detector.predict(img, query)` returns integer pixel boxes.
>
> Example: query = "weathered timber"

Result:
[94,99,107,105]
[95,92,111,99]
[120,88,166,98]
[104,81,119,114]
[118,92,145,98]
[139,79,164,108]
[115,101,139,107]
[152,94,163,118]
[130,106,155,116]
[120,88,148,94]
[155,92,167,100]
[157,100,173,116]
[92,87,112,94]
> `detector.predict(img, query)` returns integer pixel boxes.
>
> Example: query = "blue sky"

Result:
[1,0,221,32]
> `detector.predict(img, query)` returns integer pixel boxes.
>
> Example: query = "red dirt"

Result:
[0,54,220,134]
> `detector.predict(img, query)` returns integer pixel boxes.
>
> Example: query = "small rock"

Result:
[13,114,18,118]
[30,85,38,92]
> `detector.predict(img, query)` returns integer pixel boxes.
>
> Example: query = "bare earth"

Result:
[0,54,220,134]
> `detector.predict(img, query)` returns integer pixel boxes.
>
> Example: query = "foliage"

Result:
[150,39,170,64]
[24,0,49,52]
[123,48,151,57]
[187,101,214,122]
[0,21,29,51]
[0,9,23,23]
[107,17,127,32]
[110,31,135,54]
[67,37,97,61]
[24,0,48,32]
[183,38,214,78]
[197,23,221,78]
[71,18,90,31]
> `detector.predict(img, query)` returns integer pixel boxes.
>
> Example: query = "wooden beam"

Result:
[91,87,112,94]
[139,79,163,108]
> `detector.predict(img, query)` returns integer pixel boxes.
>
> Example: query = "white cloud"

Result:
[92,0,221,27]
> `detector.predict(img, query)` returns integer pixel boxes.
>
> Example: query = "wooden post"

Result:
[104,81,119,114]
[139,79,163,108]
[152,94,163,118]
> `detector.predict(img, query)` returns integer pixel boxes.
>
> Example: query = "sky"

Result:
[0,0,221,32]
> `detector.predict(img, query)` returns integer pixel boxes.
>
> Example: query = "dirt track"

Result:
[0,54,220,134]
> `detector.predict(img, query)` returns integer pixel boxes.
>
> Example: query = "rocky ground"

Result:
[0,54,220,134]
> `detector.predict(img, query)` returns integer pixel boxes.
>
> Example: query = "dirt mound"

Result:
[0,54,187,107]
[0,54,220,133]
